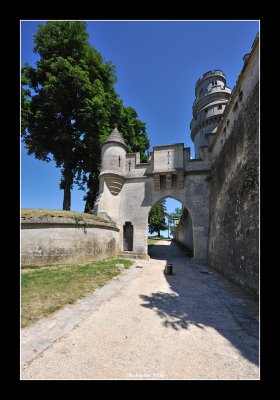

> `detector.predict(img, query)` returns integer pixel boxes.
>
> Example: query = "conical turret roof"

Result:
[103,127,128,149]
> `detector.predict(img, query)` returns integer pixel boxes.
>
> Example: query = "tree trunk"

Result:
[62,166,73,211]
[63,185,71,210]
[157,230,160,238]
[84,172,99,213]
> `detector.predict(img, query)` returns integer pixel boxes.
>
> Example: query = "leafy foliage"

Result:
[148,200,168,237]
[21,21,150,211]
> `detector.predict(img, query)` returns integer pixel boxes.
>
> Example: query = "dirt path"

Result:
[21,240,259,379]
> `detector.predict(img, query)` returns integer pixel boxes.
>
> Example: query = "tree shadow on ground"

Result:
[141,241,259,366]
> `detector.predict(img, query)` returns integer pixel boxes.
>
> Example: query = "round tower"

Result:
[190,70,231,158]
[99,127,128,196]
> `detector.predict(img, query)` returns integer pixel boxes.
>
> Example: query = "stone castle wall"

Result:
[207,36,259,297]
[174,209,194,253]
[95,140,211,264]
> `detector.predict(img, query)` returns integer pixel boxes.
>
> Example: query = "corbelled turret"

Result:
[99,127,127,196]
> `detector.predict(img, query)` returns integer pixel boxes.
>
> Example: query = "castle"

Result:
[94,34,259,297]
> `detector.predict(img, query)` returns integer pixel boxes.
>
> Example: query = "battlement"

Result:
[195,70,226,89]
[123,143,210,179]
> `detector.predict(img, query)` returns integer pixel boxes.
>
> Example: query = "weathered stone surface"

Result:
[95,136,211,264]
[21,220,120,266]
[115,264,125,271]
[208,76,259,296]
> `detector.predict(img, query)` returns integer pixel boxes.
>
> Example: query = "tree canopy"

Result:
[21,21,150,211]
[148,200,167,237]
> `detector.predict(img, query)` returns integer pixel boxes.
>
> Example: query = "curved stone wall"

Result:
[21,217,120,266]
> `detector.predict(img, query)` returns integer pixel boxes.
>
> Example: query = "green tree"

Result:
[21,74,32,135]
[82,104,149,213]
[148,200,168,238]
[21,21,150,211]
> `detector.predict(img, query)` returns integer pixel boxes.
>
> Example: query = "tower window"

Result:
[218,104,222,110]
[118,155,121,167]
[205,108,207,113]
[199,88,203,96]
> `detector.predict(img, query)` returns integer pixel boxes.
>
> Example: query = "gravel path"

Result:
[21,240,259,380]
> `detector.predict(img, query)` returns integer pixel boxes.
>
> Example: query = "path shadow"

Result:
[148,243,187,260]
[141,241,259,366]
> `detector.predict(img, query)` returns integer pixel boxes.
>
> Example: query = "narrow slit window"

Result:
[160,175,166,189]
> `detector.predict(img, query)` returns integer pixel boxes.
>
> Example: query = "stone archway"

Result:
[94,129,210,263]
[125,187,207,263]
[147,196,194,254]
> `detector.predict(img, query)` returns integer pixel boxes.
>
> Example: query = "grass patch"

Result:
[21,208,108,223]
[21,258,133,328]
[148,238,160,245]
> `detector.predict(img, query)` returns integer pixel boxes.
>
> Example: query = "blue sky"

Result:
[21,20,259,220]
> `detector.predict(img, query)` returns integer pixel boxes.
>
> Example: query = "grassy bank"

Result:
[21,258,133,328]
[21,208,107,223]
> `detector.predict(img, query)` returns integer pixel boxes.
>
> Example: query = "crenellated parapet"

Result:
[99,132,210,197]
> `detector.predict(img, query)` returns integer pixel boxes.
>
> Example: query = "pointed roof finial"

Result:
[103,126,128,150]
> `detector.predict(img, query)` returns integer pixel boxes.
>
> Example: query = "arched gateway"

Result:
[94,127,211,263]
[94,70,232,263]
